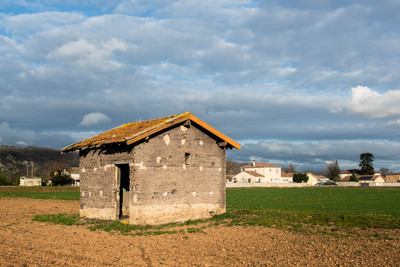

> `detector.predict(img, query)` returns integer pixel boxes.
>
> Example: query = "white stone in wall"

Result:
[183,164,186,170]
[181,139,186,145]
[156,157,161,163]
[163,192,168,196]
[163,164,168,170]
[180,125,188,132]
[199,140,203,146]
[133,194,138,203]
[99,191,103,196]
[139,161,147,170]
[192,192,197,196]
[81,168,86,173]
[209,191,214,195]
[89,192,92,197]
[163,135,170,145]
[219,167,222,172]
[94,167,97,172]
[200,166,203,171]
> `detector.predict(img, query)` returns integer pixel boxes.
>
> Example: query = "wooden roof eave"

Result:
[188,114,241,150]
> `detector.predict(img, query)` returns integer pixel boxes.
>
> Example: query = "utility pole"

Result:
[31,162,34,178]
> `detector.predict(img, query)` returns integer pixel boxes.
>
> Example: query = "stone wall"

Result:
[130,124,226,224]
[79,146,133,220]
[78,122,227,224]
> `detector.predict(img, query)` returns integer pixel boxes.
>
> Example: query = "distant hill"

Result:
[0,146,79,180]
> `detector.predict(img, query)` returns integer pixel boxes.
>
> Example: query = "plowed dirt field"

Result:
[0,198,399,266]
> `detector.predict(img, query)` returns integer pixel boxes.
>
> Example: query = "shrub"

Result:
[293,173,309,183]
[51,170,73,186]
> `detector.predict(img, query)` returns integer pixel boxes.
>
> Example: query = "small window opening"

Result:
[185,153,191,165]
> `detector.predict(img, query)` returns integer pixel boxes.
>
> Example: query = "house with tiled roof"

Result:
[385,173,400,183]
[234,170,265,184]
[306,172,329,186]
[340,169,380,179]
[62,112,240,225]
[281,172,294,183]
[239,160,283,183]
[341,175,385,185]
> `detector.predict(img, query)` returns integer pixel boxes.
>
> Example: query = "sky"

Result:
[1,0,400,172]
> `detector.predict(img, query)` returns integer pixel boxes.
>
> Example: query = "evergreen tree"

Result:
[333,160,341,180]
[359,153,374,175]
[349,173,359,182]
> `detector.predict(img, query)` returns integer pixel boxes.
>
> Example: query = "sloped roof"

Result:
[341,175,382,182]
[387,173,400,176]
[358,175,381,181]
[242,170,264,177]
[242,162,282,169]
[306,172,329,180]
[62,112,241,152]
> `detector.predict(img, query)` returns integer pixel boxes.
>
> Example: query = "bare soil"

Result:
[0,198,399,266]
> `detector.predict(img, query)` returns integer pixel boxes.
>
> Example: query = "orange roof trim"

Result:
[61,112,241,152]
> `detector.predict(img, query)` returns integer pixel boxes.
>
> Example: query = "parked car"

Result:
[316,182,338,186]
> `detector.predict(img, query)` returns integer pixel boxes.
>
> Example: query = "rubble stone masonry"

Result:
[79,123,226,225]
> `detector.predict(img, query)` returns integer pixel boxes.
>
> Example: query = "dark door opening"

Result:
[117,164,130,219]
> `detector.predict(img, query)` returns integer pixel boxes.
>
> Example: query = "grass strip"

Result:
[0,191,80,200]
[33,213,82,226]
[33,208,400,237]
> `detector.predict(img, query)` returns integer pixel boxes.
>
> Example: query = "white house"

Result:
[20,177,41,186]
[281,173,294,183]
[234,170,265,184]
[62,168,80,186]
[240,160,283,183]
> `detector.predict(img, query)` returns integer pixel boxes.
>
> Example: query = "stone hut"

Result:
[61,112,241,225]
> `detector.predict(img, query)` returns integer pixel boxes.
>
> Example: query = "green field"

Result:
[227,187,400,216]
[0,186,80,200]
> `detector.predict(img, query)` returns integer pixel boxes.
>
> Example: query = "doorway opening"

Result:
[117,164,130,219]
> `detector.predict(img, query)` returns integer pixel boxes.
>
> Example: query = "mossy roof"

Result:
[61,112,240,152]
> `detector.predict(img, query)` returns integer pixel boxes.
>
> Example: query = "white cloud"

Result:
[4,12,85,37]
[0,122,36,146]
[16,141,28,146]
[349,86,400,118]
[79,112,111,127]
[387,119,400,127]
[47,38,128,70]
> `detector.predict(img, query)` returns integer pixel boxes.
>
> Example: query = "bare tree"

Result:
[379,167,391,178]
[326,160,341,181]
[283,163,297,173]
[226,160,242,175]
